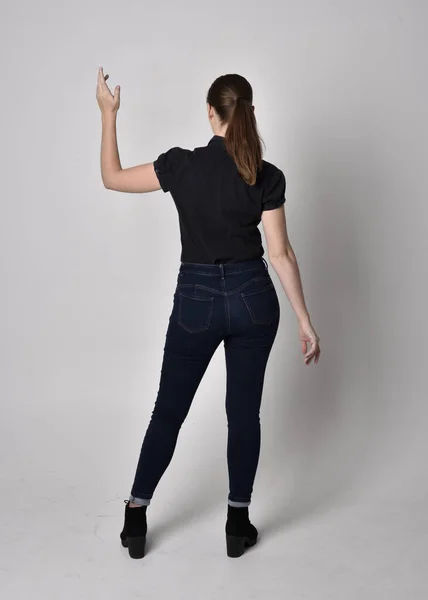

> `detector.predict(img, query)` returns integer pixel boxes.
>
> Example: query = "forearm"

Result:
[270,250,311,325]
[100,113,121,187]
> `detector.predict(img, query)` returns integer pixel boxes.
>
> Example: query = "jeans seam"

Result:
[180,266,264,276]
[193,277,272,296]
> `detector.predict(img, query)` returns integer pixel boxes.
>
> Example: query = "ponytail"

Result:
[206,74,264,186]
[225,97,262,186]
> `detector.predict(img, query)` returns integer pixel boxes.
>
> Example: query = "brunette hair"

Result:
[206,74,264,185]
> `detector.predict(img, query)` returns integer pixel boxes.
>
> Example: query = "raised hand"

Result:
[96,66,120,115]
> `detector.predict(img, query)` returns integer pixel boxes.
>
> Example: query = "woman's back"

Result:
[154,134,286,264]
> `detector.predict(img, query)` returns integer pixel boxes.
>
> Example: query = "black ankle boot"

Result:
[120,500,147,558]
[225,505,258,558]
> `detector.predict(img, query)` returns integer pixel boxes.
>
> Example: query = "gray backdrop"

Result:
[1,0,427,598]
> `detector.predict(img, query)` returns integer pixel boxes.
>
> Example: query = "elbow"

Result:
[268,247,295,267]
[269,247,293,263]
[102,170,121,191]
[102,177,114,190]
[269,254,289,268]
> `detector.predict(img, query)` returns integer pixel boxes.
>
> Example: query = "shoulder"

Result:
[154,146,193,168]
[154,146,193,193]
[258,160,286,209]
[259,159,285,183]
[154,146,192,176]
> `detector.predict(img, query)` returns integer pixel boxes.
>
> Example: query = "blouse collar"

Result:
[208,134,225,145]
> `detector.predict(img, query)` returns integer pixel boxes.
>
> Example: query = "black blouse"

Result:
[154,134,286,264]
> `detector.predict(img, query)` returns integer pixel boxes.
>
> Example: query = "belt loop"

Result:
[220,263,224,279]
[262,256,268,270]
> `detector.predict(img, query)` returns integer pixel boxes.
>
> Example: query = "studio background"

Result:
[1,1,427,598]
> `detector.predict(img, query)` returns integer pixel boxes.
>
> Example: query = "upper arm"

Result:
[103,146,189,194]
[261,204,292,259]
[260,166,291,259]
[104,162,161,193]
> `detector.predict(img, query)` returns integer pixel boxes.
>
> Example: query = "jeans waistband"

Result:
[179,256,268,276]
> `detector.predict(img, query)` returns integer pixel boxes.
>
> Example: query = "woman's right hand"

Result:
[298,320,320,365]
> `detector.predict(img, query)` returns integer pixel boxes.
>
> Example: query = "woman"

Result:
[96,69,320,559]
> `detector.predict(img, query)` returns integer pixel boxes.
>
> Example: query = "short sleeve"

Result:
[262,167,286,211]
[153,147,187,193]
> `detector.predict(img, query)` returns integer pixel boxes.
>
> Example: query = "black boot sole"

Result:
[226,534,257,558]
[121,535,146,559]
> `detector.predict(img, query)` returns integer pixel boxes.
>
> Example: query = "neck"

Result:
[212,126,227,137]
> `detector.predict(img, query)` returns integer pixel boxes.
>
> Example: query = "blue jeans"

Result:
[129,256,280,507]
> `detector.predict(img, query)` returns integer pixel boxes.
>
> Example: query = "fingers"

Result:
[98,66,110,86]
[305,350,320,365]
[304,339,320,365]
[304,345,319,360]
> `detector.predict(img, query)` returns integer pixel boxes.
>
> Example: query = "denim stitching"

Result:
[178,291,214,301]
[225,291,231,334]
[194,276,272,296]
[241,282,274,297]
[179,265,265,277]
[241,286,278,325]
[178,293,214,333]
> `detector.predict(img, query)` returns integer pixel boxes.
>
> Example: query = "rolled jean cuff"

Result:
[228,495,251,507]
[129,494,151,506]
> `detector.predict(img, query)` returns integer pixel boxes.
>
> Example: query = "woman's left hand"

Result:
[96,66,120,115]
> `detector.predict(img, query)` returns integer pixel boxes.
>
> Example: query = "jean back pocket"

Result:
[178,291,214,333]
[240,281,279,325]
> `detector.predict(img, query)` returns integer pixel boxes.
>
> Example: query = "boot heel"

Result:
[226,534,246,558]
[127,536,146,559]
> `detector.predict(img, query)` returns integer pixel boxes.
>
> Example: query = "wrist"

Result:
[101,111,117,123]
[297,313,311,327]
